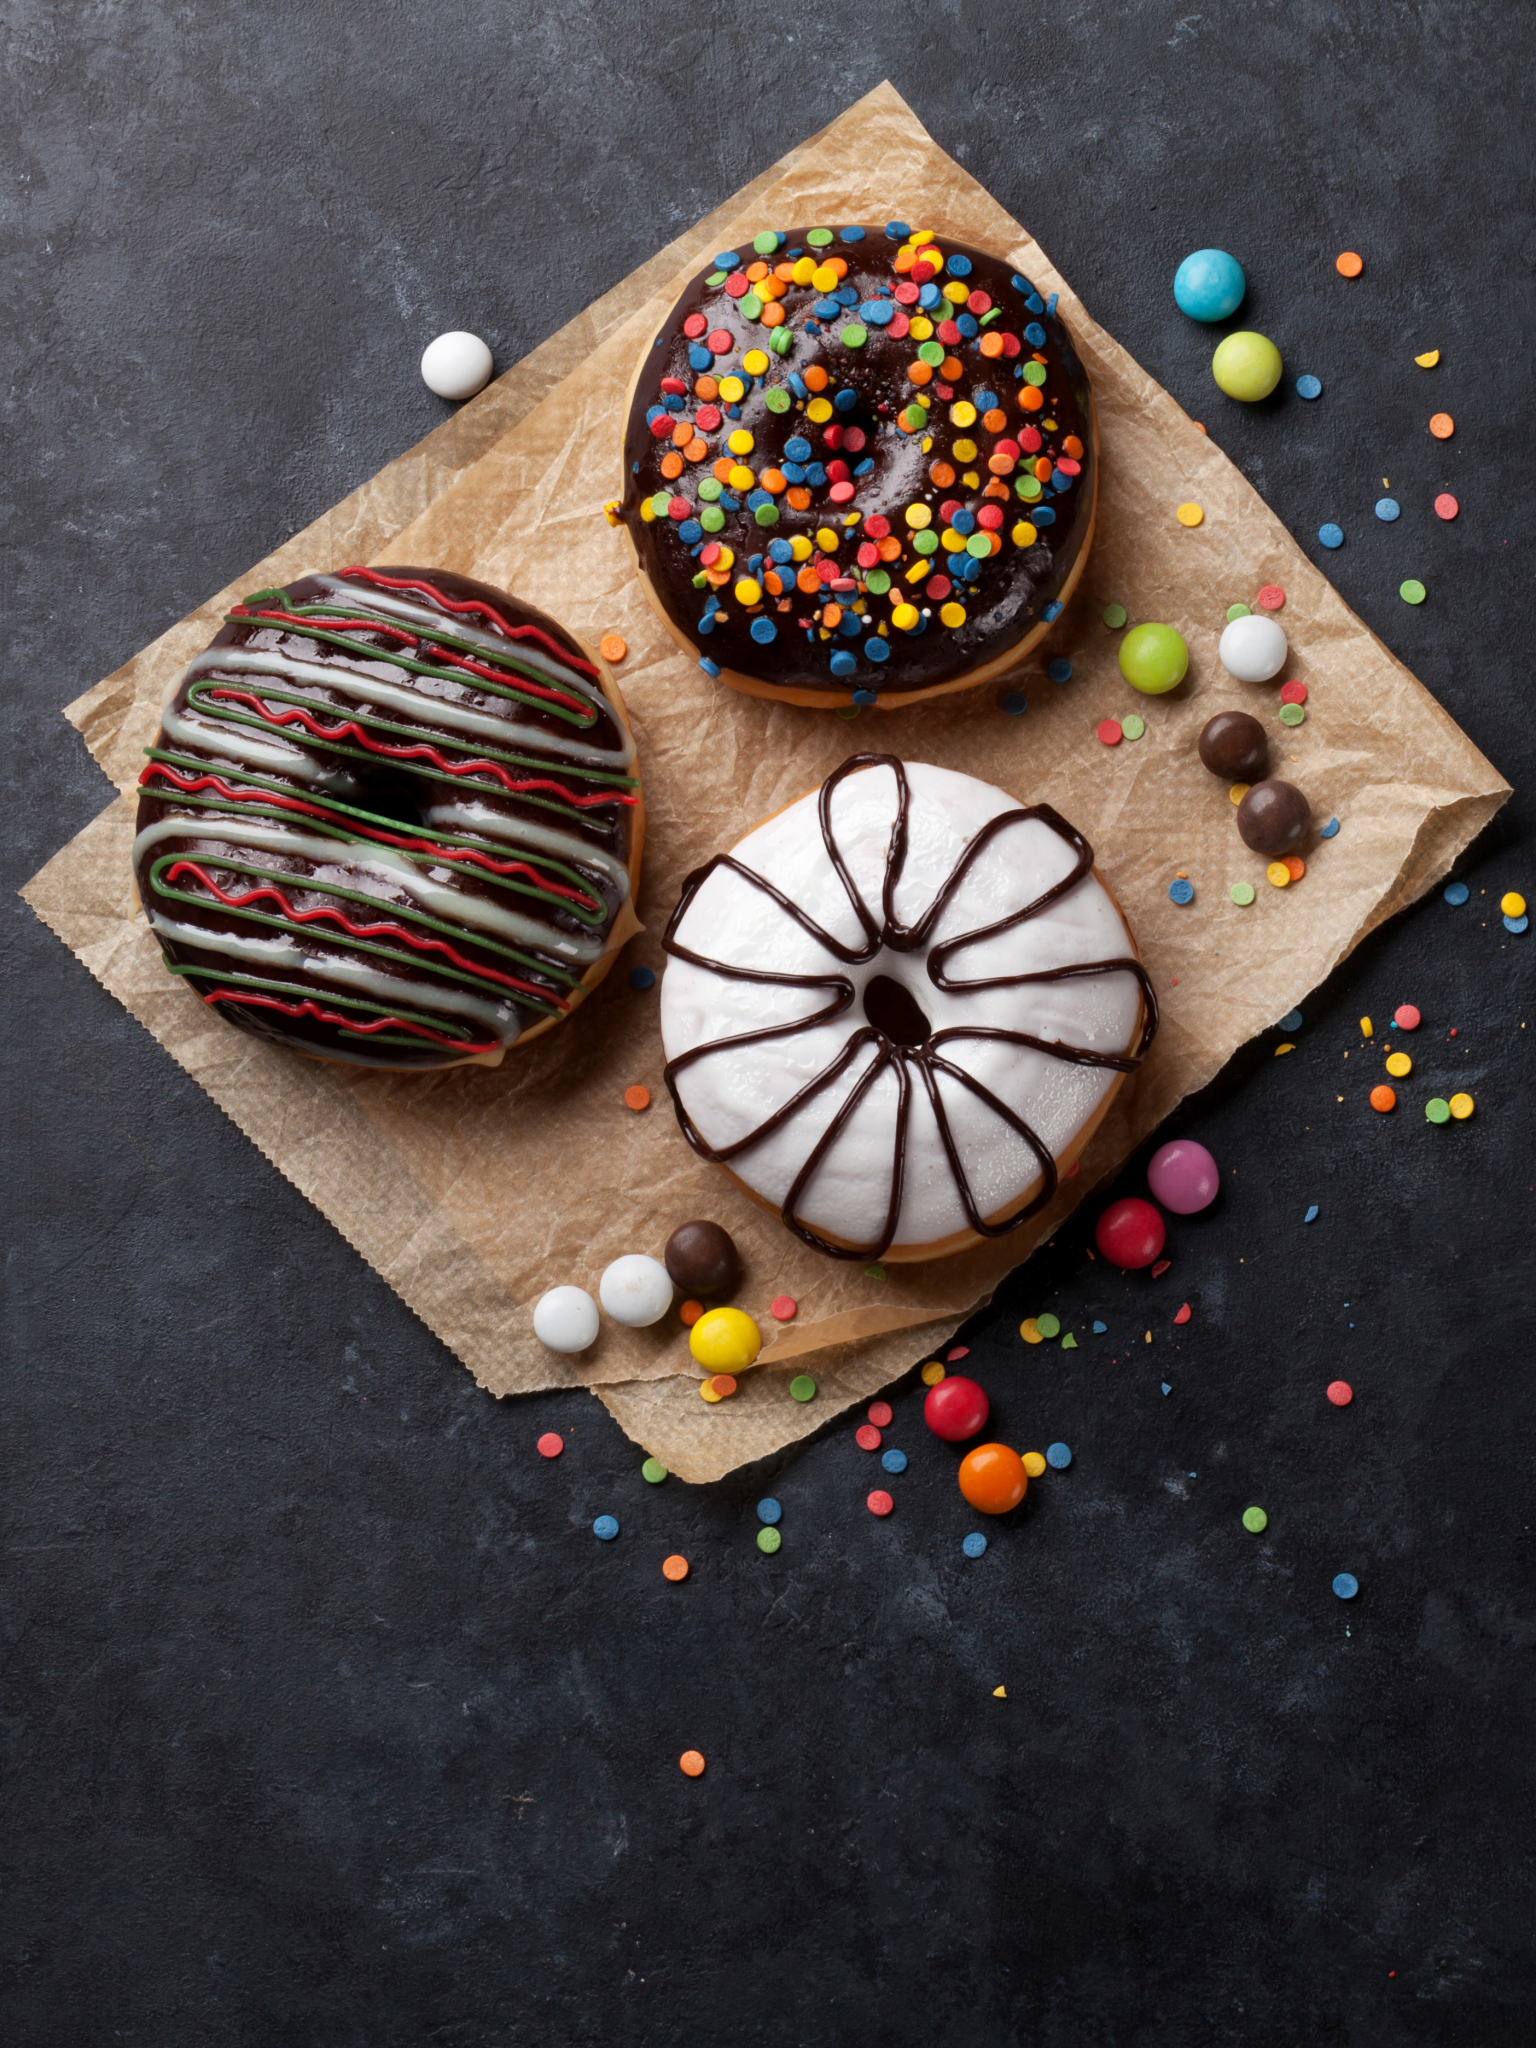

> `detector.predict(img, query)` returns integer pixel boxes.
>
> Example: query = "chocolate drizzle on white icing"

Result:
[662,754,1159,1260]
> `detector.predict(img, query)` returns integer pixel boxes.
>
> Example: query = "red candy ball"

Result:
[923,1374,990,1443]
[1094,1196,1167,1270]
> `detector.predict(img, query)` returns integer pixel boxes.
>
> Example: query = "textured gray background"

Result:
[4,5,1535,2043]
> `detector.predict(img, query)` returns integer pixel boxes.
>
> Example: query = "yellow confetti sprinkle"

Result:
[1022,1451,1047,1478]
[921,1360,946,1386]
[1449,1092,1475,1120]
[1275,1042,1296,1056]
[1019,1318,1043,1345]
[698,1379,723,1403]
[1267,861,1292,888]
[1145,1330,1153,1344]
[1385,1052,1412,1078]
[1501,891,1527,918]
[603,499,623,528]
[1229,782,1251,805]
[1414,350,1440,368]
[993,1686,1008,1698]
[1176,502,1204,527]
[1360,1016,1373,1038]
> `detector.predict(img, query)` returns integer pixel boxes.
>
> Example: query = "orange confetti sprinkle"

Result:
[599,634,627,663]
[679,1750,706,1777]
[709,1374,738,1399]
[679,1299,704,1327]
[1429,412,1455,440]
[623,1084,651,1112]
[1370,1084,1396,1113]
[1336,251,1364,278]
[662,1555,690,1582]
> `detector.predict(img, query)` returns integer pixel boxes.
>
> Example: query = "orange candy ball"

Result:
[957,1442,1028,1516]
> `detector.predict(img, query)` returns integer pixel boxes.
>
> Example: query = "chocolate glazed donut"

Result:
[618,224,1097,709]
[133,567,644,1070]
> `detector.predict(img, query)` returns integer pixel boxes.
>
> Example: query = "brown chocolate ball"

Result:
[1198,710,1269,783]
[663,1220,741,1297]
[1236,778,1310,857]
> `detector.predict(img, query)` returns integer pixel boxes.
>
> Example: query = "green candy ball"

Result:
[1118,622,1189,695]
[1211,330,1283,402]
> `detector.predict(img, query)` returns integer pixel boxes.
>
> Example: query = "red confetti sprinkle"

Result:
[706,329,734,355]
[867,1490,894,1517]
[1327,1380,1354,1407]
[1393,1004,1421,1031]
[695,404,722,432]
[1279,679,1308,705]
[1256,584,1286,611]
[723,272,749,299]
[1150,1259,1171,1279]
[536,1432,564,1459]
[1434,492,1459,520]
[682,313,707,339]
[1065,1160,1080,1177]
[855,1424,883,1451]
[867,1400,893,1427]
[1174,1303,1192,1326]
[1098,718,1124,746]
[946,1346,969,1361]
[769,1294,797,1322]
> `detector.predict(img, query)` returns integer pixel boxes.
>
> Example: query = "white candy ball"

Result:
[598,1254,675,1329]
[532,1284,599,1354]
[1218,612,1288,682]
[420,330,494,402]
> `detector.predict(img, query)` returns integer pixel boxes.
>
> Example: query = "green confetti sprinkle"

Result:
[1226,603,1252,621]
[841,323,868,348]
[757,1526,783,1553]
[765,387,791,414]
[1037,1311,1061,1339]
[1061,1331,1079,1350]
[1400,579,1427,605]
[865,1264,887,1282]
[1279,703,1306,727]
[806,228,834,248]
[1102,603,1128,629]
[1230,881,1256,906]
[641,1458,668,1484]
[752,231,779,256]
[1121,712,1146,740]
[1242,1506,1269,1533]
[789,1375,817,1402]
[1425,1097,1451,1124]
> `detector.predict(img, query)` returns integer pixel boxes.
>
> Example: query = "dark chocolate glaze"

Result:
[621,228,1094,701]
[662,756,1158,1261]
[133,566,640,1069]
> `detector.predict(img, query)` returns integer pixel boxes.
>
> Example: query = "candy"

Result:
[642,1457,668,1483]
[1199,711,1268,781]
[1449,1092,1475,1120]
[1119,622,1189,695]
[1094,1197,1166,1269]
[599,634,628,663]
[679,1750,706,1777]
[593,1515,620,1541]
[1242,1506,1268,1533]
[958,1443,1028,1515]
[962,1532,989,1558]
[1173,248,1246,323]
[420,330,494,401]
[1212,331,1282,402]
[1428,413,1454,439]
[598,1254,674,1328]
[866,1490,894,1517]
[1425,1098,1451,1123]
[532,1285,599,1354]
[855,1424,882,1451]
[1370,1085,1396,1113]
[662,1554,689,1581]
[1318,523,1345,549]
[756,1527,782,1554]
[663,1220,741,1296]
[623,1085,651,1112]
[790,1375,817,1402]
[1400,579,1427,605]
[1237,779,1310,857]
[1332,1573,1359,1600]
[688,1306,761,1372]
[923,1374,990,1443]
[1376,498,1400,522]
[1394,1004,1421,1030]
[1335,251,1363,277]
[1385,1052,1412,1078]
[536,1432,563,1458]
[1022,1451,1047,1478]
[1147,1138,1220,1215]
[1218,613,1287,682]
[1176,503,1204,528]
[1295,375,1323,400]
[1327,1381,1354,1406]
[1434,493,1459,520]
[1045,1442,1073,1470]
[1501,892,1527,918]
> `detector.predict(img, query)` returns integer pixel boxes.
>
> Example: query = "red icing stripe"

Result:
[137,765,603,906]
[164,861,571,1007]
[201,988,500,1052]
[336,566,600,678]
[201,689,638,807]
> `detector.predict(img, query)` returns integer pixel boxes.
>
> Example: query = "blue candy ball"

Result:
[1173,248,1247,323]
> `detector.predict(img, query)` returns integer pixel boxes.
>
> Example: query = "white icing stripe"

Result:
[424,800,632,896]
[187,648,636,772]
[144,912,519,1032]
[132,816,606,963]
[310,576,604,700]
[160,701,331,781]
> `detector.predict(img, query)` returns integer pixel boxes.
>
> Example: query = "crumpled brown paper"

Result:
[25,83,1507,1483]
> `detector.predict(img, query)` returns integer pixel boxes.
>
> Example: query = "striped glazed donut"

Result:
[133,566,643,1069]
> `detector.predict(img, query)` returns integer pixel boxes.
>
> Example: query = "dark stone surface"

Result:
[3,6,1533,2042]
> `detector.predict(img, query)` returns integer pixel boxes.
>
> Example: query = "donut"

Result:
[659,756,1156,1262]
[618,224,1096,709]
[133,566,643,1070]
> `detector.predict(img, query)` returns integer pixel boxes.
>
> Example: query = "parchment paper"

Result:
[25,83,1507,1482]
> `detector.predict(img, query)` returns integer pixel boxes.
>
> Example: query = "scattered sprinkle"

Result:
[698,1379,722,1404]
[1161,1382,1172,1396]
[1335,251,1363,277]
[1444,881,1470,906]
[921,1360,946,1385]
[1037,1312,1061,1338]
[881,1447,908,1474]
[1047,658,1074,683]
[757,1498,782,1525]
[536,1432,564,1459]
[1425,1097,1451,1123]
[1229,881,1256,906]
[992,1685,1007,1698]
[1176,502,1204,527]
[1320,816,1340,838]
[1280,1009,1304,1031]
[865,1263,887,1282]
[623,1084,652,1112]
[1229,782,1251,805]
[599,634,628,663]
[710,1374,738,1399]
[947,1346,970,1361]
[1242,1506,1268,1533]
[1414,350,1440,368]
[1501,891,1527,918]
[1434,492,1459,521]
[1122,712,1146,740]
[756,1527,782,1554]
[1279,680,1308,704]
[789,1375,817,1403]
[1168,877,1195,905]
[1098,717,1124,746]
[855,1423,882,1451]
[867,1489,894,1517]
[1092,1320,1107,1334]
[1001,689,1028,716]
[1150,1260,1171,1280]
[962,1533,989,1558]
[1394,1004,1421,1030]
[769,1294,798,1321]
[679,1750,706,1777]
[1507,914,1529,934]
[1226,603,1251,621]
[662,1553,689,1581]
[1305,1205,1320,1223]
[1022,1451,1047,1478]
[629,964,656,990]
[1385,1052,1412,1078]
[1046,1442,1072,1470]
[1267,861,1292,889]
[1279,702,1306,728]
[593,1515,620,1541]
[1400,579,1427,605]
[1360,1016,1373,1037]
[1449,1092,1475,1120]
[642,1457,668,1483]
[1370,1084,1396,1113]
[868,1400,893,1427]
[679,1299,704,1326]
[1256,585,1286,611]
[1332,1573,1359,1601]
[1295,374,1323,400]
[1174,1302,1192,1325]
[1061,1332,1079,1350]
[1327,1381,1353,1406]
[1428,412,1454,440]
[1102,602,1128,629]
[1318,523,1344,549]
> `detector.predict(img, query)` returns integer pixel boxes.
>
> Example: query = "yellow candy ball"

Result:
[688,1307,762,1372]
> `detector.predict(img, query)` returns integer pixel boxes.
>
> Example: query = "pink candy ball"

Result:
[1146,1138,1220,1215]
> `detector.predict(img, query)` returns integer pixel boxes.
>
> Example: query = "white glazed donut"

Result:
[659,755,1158,1262]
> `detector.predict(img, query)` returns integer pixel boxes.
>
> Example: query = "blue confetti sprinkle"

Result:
[714,252,739,270]
[698,657,720,677]
[678,519,702,544]
[813,296,840,320]
[830,650,857,677]
[852,688,877,706]
[860,300,895,326]
[756,1498,782,1526]
[1318,523,1345,549]
[1444,881,1470,906]
[1375,498,1400,522]
[864,641,890,664]
[803,463,827,487]
[1045,1443,1072,1470]
[973,389,999,413]
[951,508,977,536]
[628,966,655,991]
[1162,1383,1172,1396]
[962,1532,988,1558]
[1042,601,1063,622]
[750,618,777,645]
[956,313,979,339]
[834,286,859,308]
[1280,1009,1304,1032]
[780,462,806,485]
[840,224,865,242]
[1304,1205,1320,1224]
[1024,322,1047,348]
[1046,657,1073,683]
[696,615,714,635]
[1168,877,1195,905]
[1093,1321,1107,1335]
[1011,273,1033,294]
[1320,816,1340,839]
[834,388,859,412]
[1296,374,1323,400]
[768,537,794,564]
[886,220,911,241]
[688,344,713,372]
[1506,914,1529,934]
[1001,690,1027,716]
[1332,1572,1359,1600]
[593,1515,619,1542]
[881,1448,908,1475]
[1025,291,1045,314]
[1033,506,1057,527]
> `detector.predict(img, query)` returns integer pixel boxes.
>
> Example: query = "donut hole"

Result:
[862,972,931,1048]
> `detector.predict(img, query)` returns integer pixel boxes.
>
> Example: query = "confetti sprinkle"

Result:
[1332,1573,1359,1600]
[1023,1451,1047,1477]
[992,1685,1007,1698]
[1375,498,1400,522]
[662,1554,690,1581]
[1102,602,1128,629]
[868,1400,893,1426]
[921,1360,946,1385]
[679,1299,704,1326]
[1256,585,1286,611]
[867,1490,894,1517]
[1267,861,1292,889]
[865,1263,887,1282]
[1304,1205,1320,1223]
[1001,690,1028,716]
[1444,881,1470,906]
[1098,717,1124,746]
[593,1515,620,1541]
[629,965,656,990]
[623,1084,651,1111]
[1046,1443,1073,1470]
[1168,877,1195,905]
[769,1294,798,1321]
[962,1533,989,1559]
[1174,1302,1192,1325]
[756,1499,782,1527]
[756,1527,782,1554]
[1047,658,1074,684]
[1501,892,1526,918]
[1394,1005,1421,1031]
[679,1750,706,1777]
[599,634,628,663]
[1062,1332,1079,1350]
[642,1458,668,1483]
[1335,251,1363,278]
[1385,1052,1412,1079]
[1280,1009,1304,1030]
[1428,412,1454,439]
[1226,603,1251,622]
[1295,374,1323,400]
[1242,1506,1268,1533]
[1508,914,1529,935]
[1425,1097,1451,1124]
[855,1424,882,1451]
[1229,882,1256,906]
[1327,1381,1353,1406]
[1229,782,1250,805]
[536,1432,564,1459]
[1279,702,1306,728]
[1400,579,1427,605]
[1370,1084,1396,1113]
[1360,1016,1373,1037]
[1415,350,1440,368]
[789,1375,817,1403]
[1320,816,1340,838]
[1019,1318,1041,1344]
[1449,1092,1475,1120]
[1176,502,1204,527]
[698,1379,722,1404]
[1318,523,1344,549]
[1279,680,1308,705]
[1037,1312,1061,1339]
[1434,493,1459,520]
[881,1447,908,1475]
